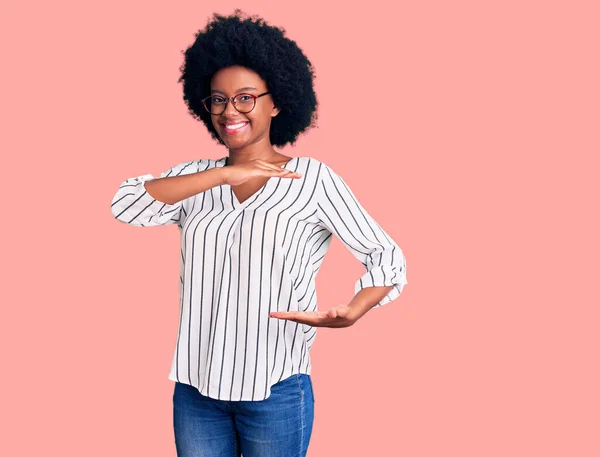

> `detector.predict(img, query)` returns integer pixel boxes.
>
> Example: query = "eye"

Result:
[238,95,253,102]
[212,96,226,104]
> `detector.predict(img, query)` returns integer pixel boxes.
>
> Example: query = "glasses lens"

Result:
[233,94,256,113]
[204,96,226,115]
[203,95,256,114]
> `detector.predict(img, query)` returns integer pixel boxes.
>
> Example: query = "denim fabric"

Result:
[173,373,315,456]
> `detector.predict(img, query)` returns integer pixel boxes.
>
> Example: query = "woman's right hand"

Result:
[219,159,303,187]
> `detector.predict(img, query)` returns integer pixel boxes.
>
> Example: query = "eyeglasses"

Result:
[202,91,271,115]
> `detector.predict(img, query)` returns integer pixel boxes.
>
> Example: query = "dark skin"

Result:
[210,65,293,203]
[211,65,395,328]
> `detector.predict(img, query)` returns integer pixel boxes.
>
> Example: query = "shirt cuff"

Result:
[354,265,407,308]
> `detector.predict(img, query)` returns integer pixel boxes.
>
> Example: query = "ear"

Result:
[271,105,280,117]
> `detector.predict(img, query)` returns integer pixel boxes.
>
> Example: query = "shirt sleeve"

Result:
[315,163,408,308]
[110,160,197,227]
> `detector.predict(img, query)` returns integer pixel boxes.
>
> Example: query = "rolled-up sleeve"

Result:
[110,160,197,227]
[315,163,407,308]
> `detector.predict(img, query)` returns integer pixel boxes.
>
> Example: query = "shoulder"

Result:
[158,159,198,177]
[195,157,226,170]
[299,156,324,166]
[299,156,336,174]
[300,157,342,181]
[172,157,227,173]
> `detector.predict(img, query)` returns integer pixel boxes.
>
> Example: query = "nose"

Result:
[222,97,239,117]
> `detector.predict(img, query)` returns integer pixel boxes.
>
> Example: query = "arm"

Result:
[316,163,408,310]
[347,285,395,320]
[110,160,225,227]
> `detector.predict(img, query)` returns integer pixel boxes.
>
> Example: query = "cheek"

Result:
[248,111,272,129]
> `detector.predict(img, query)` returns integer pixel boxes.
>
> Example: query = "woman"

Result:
[110,10,407,457]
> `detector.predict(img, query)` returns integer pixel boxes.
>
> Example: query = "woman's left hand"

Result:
[269,304,358,328]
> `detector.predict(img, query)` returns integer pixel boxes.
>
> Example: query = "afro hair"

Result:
[178,9,318,147]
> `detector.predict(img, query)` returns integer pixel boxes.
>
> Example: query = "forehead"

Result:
[210,65,267,92]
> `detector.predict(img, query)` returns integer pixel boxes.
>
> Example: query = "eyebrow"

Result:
[211,87,258,94]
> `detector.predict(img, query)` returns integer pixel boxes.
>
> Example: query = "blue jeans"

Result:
[173,373,315,456]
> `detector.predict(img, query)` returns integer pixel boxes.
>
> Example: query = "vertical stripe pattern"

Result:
[111,156,407,400]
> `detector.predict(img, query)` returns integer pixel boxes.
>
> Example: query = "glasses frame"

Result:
[201,91,271,115]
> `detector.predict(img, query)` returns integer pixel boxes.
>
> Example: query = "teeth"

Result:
[225,122,247,130]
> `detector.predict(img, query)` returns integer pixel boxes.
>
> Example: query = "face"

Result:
[209,65,280,150]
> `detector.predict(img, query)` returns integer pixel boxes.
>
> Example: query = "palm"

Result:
[269,304,356,328]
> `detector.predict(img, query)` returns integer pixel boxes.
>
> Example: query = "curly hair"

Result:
[178,10,319,147]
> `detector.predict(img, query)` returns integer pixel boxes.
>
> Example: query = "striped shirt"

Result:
[110,156,407,401]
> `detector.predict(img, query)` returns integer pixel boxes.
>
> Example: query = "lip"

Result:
[220,121,249,135]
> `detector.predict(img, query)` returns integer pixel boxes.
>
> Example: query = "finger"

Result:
[276,169,303,177]
[268,170,303,179]
[254,163,281,173]
[270,311,301,319]
[255,159,287,171]
[256,161,302,178]
[255,165,302,178]
[335,306,350,319]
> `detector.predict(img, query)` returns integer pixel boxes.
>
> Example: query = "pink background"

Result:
[2,0,599,455]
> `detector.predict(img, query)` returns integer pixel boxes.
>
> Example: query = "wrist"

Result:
[214,166,230,186]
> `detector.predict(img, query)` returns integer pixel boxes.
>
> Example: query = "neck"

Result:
[226,141,279,166]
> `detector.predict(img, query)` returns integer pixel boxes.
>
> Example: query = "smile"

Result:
[222,122,249,134]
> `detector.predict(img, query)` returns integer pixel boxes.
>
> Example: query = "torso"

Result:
[230,154,294,204]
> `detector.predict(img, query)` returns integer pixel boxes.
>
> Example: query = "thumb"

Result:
[335,305,351,319]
